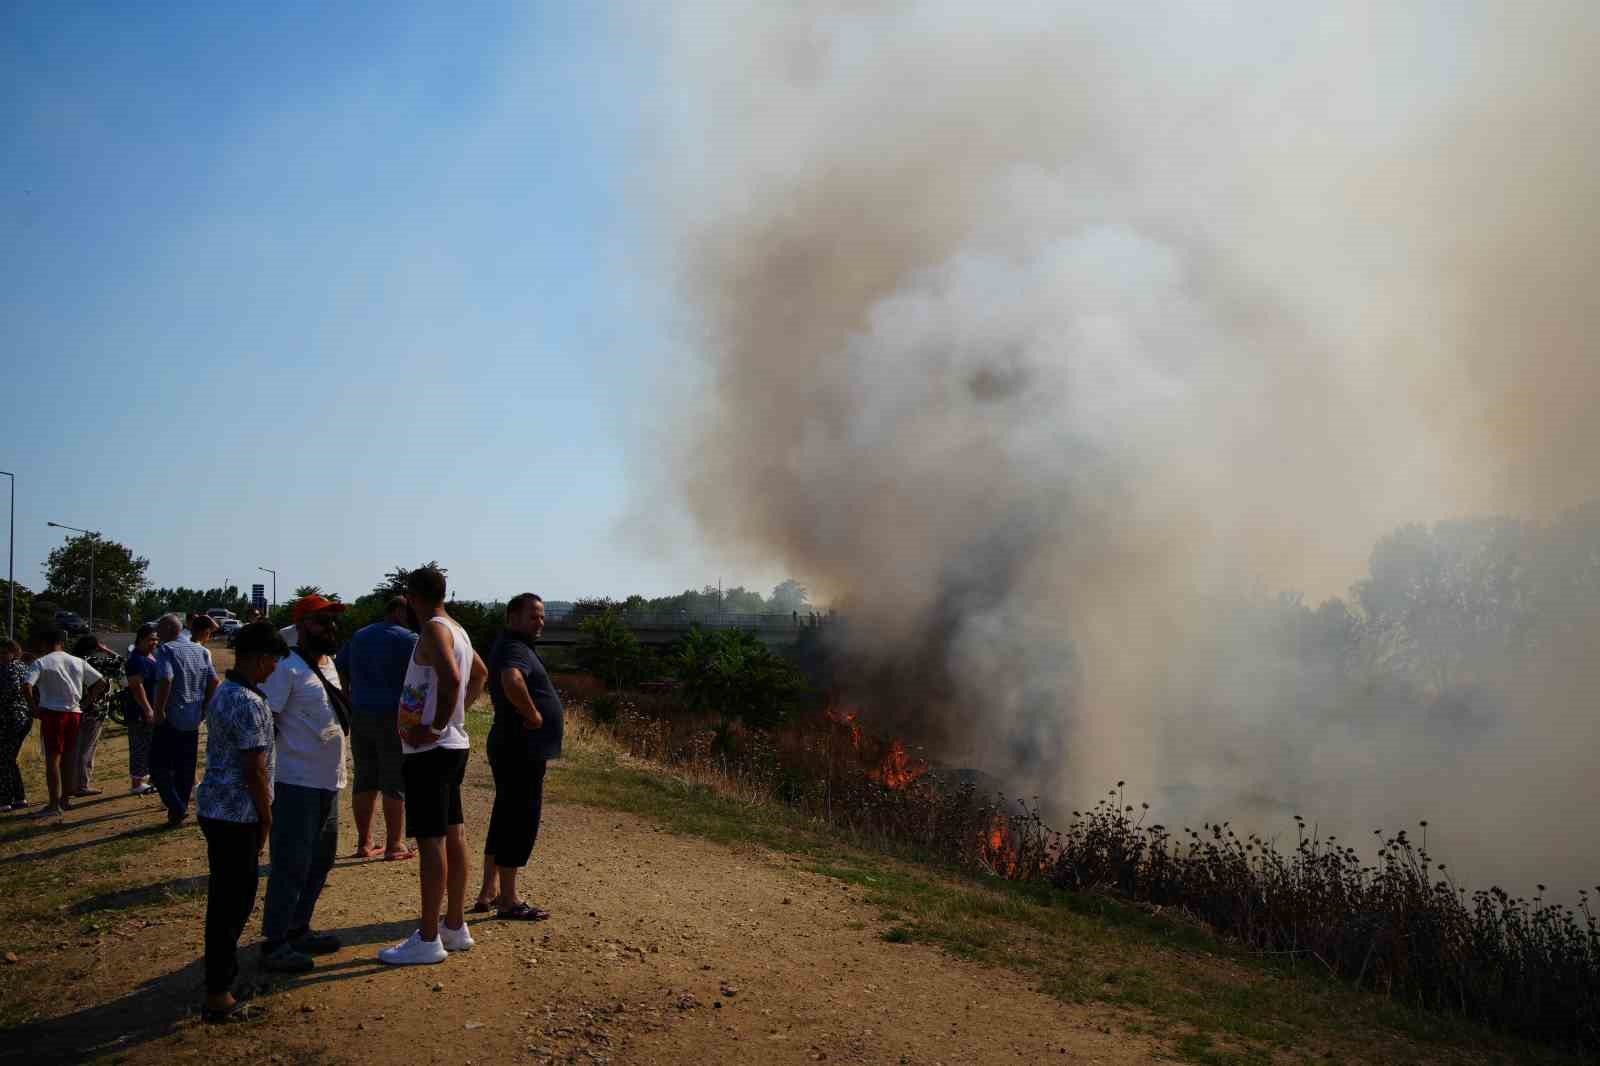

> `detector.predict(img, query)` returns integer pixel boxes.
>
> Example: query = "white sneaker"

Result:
[378,931,447,966]
[439,921,474,952]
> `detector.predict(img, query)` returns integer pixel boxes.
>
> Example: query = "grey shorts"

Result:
[350,712,405,799]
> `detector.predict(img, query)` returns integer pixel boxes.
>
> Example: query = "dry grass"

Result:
[557,681,1598,1058]
[551,701,1585,1066]
[562,703,774,808]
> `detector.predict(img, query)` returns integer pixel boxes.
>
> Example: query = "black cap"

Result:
[234,622,291,659]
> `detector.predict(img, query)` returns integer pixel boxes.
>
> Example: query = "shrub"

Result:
[446,599,505,656]
[576,608,644,689]
[590,692,623,724]
[668,626,805,728]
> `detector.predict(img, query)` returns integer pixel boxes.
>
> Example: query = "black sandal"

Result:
[496,901,551,921]
[202,1002,266,1024]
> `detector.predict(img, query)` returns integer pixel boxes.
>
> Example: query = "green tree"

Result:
[293,585,323,599]
[1,580,34,641]
[134,585,254,624]
[767,578,809,614]
[446,599,505,658]
[1353,518,1531,690]
[720,586,767,614]
[44,534,148,625]
[577,608,643,689]
[133,589,168,624]
[373,562,445,599]
[669,627,804,728]
[570,596,619,622]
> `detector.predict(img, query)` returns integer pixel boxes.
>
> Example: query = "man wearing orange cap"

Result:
[259,594,354,973]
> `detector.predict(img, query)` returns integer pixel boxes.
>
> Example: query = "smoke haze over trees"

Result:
[579,582,813,621]
[637,3,1600,893]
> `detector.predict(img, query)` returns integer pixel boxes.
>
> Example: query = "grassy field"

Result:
[549,711,1587,1066]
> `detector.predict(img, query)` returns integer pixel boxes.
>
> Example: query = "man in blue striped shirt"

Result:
[152,613,220,826]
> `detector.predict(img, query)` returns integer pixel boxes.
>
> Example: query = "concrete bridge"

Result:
[537,611,827,648]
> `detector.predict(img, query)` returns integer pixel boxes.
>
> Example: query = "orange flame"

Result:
[978,816,1022,878]
[869,739,929,790]
[826,701,928,790]
[825,704,865,748]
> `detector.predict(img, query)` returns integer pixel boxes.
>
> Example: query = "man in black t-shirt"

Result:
[473,592,563,919]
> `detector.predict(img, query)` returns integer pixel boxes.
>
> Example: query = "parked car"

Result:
[55,610,90,636]
[219,617,244,636]
[205,607,238,621]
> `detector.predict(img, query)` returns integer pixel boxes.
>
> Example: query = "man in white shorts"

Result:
[379,566,487,965]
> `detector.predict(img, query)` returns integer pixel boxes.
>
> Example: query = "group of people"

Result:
[1,630,124,815]
[0,564,566,1024]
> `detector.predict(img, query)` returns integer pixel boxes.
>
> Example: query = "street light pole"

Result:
[0,471,13,640]
[47,521,100,630]
[258,566,277,614]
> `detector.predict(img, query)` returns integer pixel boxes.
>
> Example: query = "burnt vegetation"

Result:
[1044,790,1599,1051]
[572,679,1599,1054]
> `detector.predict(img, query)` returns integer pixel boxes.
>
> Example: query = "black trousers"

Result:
[200,817,261,996]
[484,741,548,869]
[0,714,29,806]
[150,724,199,817]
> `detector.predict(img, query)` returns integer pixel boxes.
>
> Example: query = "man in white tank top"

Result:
[379,566,488,966]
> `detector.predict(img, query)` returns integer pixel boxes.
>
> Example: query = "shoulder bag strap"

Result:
[296,648,352,735]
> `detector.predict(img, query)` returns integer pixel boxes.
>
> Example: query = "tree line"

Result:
[568,578,812,621]
[1173,506,1600,738]
[28,505,1600,722]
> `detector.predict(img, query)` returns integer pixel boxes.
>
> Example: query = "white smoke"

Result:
[637,2,1600,892]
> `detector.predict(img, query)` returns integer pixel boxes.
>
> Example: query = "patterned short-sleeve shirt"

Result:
[195,679,275,823]
[0,660,28,732]
[80,653,125,720]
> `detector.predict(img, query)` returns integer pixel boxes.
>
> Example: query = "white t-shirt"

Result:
[26,651,104,713]
[262,652,348,791]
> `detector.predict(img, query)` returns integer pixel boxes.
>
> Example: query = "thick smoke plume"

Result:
[644,3,1600,892]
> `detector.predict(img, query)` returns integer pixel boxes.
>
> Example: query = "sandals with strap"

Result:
[202,1002,266,1024]
[496,901,551,921]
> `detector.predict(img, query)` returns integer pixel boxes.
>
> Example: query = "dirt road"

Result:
[2,728,1159,1065]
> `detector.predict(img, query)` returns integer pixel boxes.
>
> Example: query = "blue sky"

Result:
[1,2,736,605]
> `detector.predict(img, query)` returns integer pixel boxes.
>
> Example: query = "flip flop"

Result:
[352,844,385,860]
[496,901,551,921]
[202,1002,266,1024]
[384,847,417,861]
[468,899,494,914]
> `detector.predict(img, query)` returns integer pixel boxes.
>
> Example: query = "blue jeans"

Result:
[149,724,199,818]
[262,783,339,944]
